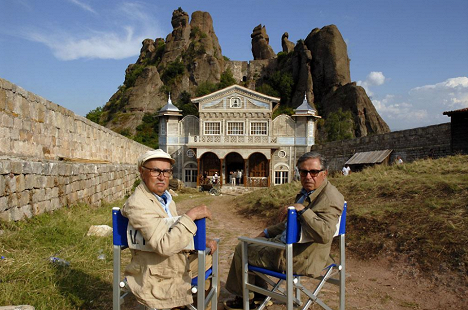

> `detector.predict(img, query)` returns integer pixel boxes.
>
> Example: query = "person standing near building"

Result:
[342,164,351,176]
[396,156,404,165]
[237,169,242,186]
[231,171,237,186]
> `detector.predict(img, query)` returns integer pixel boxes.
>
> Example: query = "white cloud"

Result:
[410,77,468,111]
[357,71,386,97]
[21,2,163,60]
[68,0,97,14]
[371,77,468,130]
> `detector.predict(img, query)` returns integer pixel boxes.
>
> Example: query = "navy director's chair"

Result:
[112,207,219,310]
[238,201,347,310]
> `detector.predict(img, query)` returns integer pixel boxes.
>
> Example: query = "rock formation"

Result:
[321,82,390,137]
[304,25,351,104]
[99,8,390,140]
[290,40,314,108]
[101,8,225,134]
[251,24,276,60]
[281,32,295,53]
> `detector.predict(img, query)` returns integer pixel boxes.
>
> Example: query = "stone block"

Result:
[18,190,30,206]
[5,175,16,193]
[0,88,6,111]
[50,197,60,211]
[1,113,14,128]
[7,193,17,208]
[0,196,7,212]
[0,175,4,195]
[32,188,45,203]
[32,200,47,216]
[15,174,25,192]
[24,174,35,190]
[0,161,10,174]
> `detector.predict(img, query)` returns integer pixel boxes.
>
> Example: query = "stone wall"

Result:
[0,77,150,163]
[0,157,137,221]
[311,123,451,171]
[0,77,151,221]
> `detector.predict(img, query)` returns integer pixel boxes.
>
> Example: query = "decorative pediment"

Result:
[193,84,279,112]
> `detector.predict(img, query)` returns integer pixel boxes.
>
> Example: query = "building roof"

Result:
[443,107,468,116]
[345,149,393,165]
[293,94,319,117]
[191,84,280,103]
[159,94,182,115]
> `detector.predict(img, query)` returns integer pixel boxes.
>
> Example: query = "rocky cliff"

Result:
[98,8,390,140]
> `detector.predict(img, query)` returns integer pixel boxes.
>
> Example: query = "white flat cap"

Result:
[137,149,175,167]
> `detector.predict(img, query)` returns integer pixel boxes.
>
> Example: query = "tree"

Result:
[325,108,354,142]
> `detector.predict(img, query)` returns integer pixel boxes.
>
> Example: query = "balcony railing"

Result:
[188,135,277,145]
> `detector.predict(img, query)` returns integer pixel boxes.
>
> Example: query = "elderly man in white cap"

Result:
[121,149,216,310]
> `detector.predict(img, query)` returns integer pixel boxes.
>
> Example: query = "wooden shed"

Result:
[345,149,393,172]
[443,108,468,155]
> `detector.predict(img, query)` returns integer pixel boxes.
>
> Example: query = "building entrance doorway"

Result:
[248,153,269,187]
[225,152,244,185]
[199,152,221,185]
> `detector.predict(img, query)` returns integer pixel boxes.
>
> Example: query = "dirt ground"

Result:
[124,192,467,310]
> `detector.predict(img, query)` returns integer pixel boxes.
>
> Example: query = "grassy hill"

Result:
[236,154,468,277]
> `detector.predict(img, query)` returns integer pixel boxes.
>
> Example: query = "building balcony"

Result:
[188,135,278,147]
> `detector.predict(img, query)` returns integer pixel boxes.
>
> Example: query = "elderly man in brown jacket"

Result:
[224,152,344,310]
[122,149,216,309]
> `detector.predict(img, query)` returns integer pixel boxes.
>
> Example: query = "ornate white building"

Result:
[158,85,320,188]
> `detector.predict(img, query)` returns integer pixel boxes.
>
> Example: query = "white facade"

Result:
[159,85,320,187]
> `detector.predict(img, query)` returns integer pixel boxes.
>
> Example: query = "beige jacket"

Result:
[266,179,344,277]
[121,182,197,309]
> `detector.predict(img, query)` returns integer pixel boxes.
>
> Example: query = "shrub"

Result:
[85,106,103,124]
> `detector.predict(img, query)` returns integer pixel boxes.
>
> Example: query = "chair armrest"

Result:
[238,236,286,250]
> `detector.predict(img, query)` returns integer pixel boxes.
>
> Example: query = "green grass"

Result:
[0,155,466,308]
[0,202,116,309]
[237,154,468,275]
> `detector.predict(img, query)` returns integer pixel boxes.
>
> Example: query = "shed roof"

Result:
[443,107,468,116]
[345,149,393,165]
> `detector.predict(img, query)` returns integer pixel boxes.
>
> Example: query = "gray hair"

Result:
[296,151,328,171]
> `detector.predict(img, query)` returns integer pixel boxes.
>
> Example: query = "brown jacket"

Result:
[121,182,197,309]
[266,179,344,277]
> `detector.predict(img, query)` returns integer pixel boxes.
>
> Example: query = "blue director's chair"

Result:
[239,201,347,310]
[112,207,219,310]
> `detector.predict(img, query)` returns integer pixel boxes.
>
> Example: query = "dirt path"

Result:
[176,193,466,310]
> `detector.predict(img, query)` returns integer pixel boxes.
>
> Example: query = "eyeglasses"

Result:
[141,166,173,177]
[299,169,323,177]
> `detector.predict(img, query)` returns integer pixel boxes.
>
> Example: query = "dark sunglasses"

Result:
[299,169,323,177]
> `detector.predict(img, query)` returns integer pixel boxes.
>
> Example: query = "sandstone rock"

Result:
[291,40,315,108]
[281,32,295,53]
[251,24,276,60]
[87,225,113,237]
[305,25,351,103]
[320,82,390,137]
[160,8,191,67]
[102,8,225,134]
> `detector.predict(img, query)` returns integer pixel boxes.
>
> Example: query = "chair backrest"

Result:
[112,207,206,250]
[285,201,347,244]
[337,201,347,236]
[193,218,206,251]
[112,207,128,247]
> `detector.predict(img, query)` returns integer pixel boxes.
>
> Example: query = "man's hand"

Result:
[186,204,212,221]
[255,231,266,238]
[206,238,218,254]
[278,204,306,222]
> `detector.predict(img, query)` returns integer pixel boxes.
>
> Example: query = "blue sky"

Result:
[0,0,467,131]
